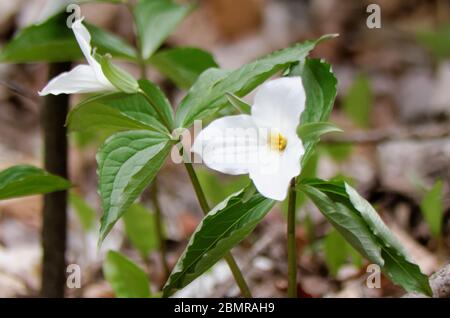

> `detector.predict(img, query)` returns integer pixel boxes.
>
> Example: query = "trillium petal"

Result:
[249,133,304,201]
[72,19,112,87]
[38,65,111,96]
[252,76,305,136]
[192,115,260,175]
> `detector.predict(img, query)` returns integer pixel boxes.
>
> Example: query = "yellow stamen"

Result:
[269,132,287,152]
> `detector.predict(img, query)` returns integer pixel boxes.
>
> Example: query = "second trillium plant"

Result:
[29,0,430,298]
[39,19,115,95]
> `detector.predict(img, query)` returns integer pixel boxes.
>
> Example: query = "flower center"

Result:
[268,132,287,152]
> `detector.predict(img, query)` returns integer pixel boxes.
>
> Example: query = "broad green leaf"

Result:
[163,188,275,297]
[345,184,410,257]
[347,182,431,295]
[149,47,218,89]
[299,179,432,295]
[343,74,372,128]
[298,59,338,124]
[323,229,348,277]
[103,250,150,298]
[226,93,251,114]
[70,192,96,231]
[300,183,384,265]
[99,55,139,93]
[295,59,338,167]
[0,14,79,62]
[297,122,342,143]
[0,165,71,200]
[87,23,136,60]
[420,180,444,237]
[67,93,168,134]
[0,14,136,63]
[134,0,192,59]
[123,203,159,258]
[97,130,173,242]
[416,24,450,59]
[138,79,174,130]
[175,67,229,124]
[176,35,337,128]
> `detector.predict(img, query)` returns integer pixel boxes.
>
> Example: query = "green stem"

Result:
[126,1,146,79]
[139,90,173,131]
[127,0,171,286]
[183,157,252,298]
[287,178,298,298]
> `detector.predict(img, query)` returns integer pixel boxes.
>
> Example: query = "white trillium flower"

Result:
[192,77,306,201]
[39,19,115,96]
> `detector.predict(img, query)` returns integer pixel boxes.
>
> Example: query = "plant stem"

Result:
[150,179,170,281]
[126,1,147,79]
[183,158,252,298]
[139,91,173,131]
[41,62,71,298]
[127,0,171,286]
[287,178,298,298]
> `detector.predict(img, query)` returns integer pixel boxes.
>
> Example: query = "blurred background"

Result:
[0,0,449,297]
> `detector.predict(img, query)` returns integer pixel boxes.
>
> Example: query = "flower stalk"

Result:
[287,178,298,298]
[126,0,170,285]
[183,156,252,298]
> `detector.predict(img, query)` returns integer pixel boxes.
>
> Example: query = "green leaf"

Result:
[97,130,172,242]
[134,0,192,59]
[298,59,338,124]
[67,93,168,134]
[99,55,139,94]
[345,184,411,257]
[138,79,174,130]
[323,229,348,277]
[294,59,337,167]
[0,165,71,200]
[86,23,137,60]
[416,24,450,59]
[123,203,159,258]
[343,74,372,128]
[70,192,96,231]
[299,179,432,295]
[226,93,251,114]
[0,14,79,62]
[297,122,342,143]
[176,35,337,128]
[0,14,136,63]
[420,180,444,238]
[149,47,218,89]
[163,188,275,297]
[300,182,384,265]
[103,250,150,298]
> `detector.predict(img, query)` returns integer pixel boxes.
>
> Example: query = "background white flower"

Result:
[39,19,115,96]
[192,76,306,201]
